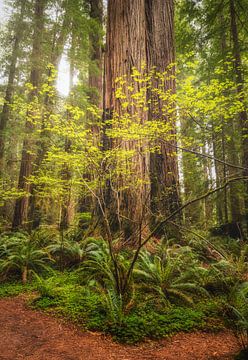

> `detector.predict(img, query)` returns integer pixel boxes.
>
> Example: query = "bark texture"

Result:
[12,0,46,229]
[105,0,179,240]
[145,0,180,225]
[105,0,149,241]
[89,0,103,111]
[0,0,26,175]
[230,0,248,230]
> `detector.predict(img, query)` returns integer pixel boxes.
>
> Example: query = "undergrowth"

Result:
[0,232,247,345]
[0,281,34,298]
[29,271,225,344]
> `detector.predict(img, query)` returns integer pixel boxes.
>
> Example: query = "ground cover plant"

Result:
[0,229,247,347]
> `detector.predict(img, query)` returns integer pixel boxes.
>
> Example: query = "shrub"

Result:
[33,272,105,329]
[227,282,248,350]
[81,238,135,317]
[0,232,52,283]
[134,245,208,306]
[46,235,93,270]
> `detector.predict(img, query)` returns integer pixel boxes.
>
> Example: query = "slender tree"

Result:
[12,0,46,229]
[60,33,76,231]
[29,0,72,228]
[0,0,26,175]
[229,0,248,230]
[88,0,103,111]
[78,0,103,214]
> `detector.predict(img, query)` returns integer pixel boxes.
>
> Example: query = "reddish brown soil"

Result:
[0,296,241,360]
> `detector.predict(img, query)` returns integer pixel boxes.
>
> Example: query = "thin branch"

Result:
[169,220,226,259]
[124,175,248,290]
[143,176,248,244]
[160,138,246,171]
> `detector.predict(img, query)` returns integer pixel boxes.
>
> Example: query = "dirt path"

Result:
[0,296,241,360]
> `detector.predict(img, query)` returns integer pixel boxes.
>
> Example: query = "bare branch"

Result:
[160,138,247,171]
[123,175,248,291]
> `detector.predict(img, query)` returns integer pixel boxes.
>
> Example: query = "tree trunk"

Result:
[104,0,179,241]
[181,119,203,225]
[229,0,248,231]
[79,0,103,215]
[29,3,72,229]
[145,0,180,232]
[89,0,103,111]
[104,0,149,242]
[22,265,28,284]
[0,1,26,174]
[60,35,75,231]
[12,0,46,229]
[219,10,229,223]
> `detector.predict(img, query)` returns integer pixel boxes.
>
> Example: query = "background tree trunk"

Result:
[78,0,103,215]
[29,3,72,229]
[230,0,248,231]
[59,34,76,231]
[0,0,26,175]
[12,0,46,229]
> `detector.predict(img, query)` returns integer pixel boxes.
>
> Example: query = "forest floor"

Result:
[0,295,241,360]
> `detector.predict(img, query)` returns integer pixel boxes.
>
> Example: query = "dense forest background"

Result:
[0,0,248,353]
[0,0,248,238]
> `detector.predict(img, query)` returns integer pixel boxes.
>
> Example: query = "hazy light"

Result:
[57,54,70,97]
[0,0,11,26]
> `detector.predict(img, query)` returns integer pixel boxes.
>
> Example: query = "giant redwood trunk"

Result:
[104,0,179,241]
[145,0,180,227]
[12,0,46,229]
[104,0,149,241]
